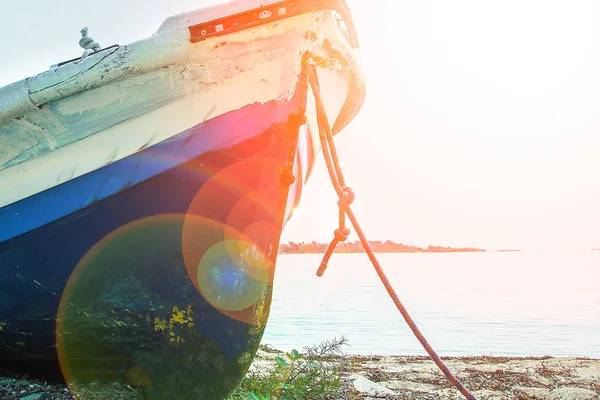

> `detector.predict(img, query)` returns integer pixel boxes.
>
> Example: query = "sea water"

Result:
[262,252,600,357]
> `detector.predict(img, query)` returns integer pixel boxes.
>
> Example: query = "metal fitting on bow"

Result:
[79,27,102,58]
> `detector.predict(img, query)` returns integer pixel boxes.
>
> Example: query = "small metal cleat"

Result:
[79,27,102,58]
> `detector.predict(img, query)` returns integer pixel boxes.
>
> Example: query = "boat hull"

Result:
[0,1,366,398]
[0,96,308,399]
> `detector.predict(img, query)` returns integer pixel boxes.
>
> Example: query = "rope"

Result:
[307,63,478,400]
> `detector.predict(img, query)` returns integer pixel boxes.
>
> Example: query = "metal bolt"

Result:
[259,10,272,19]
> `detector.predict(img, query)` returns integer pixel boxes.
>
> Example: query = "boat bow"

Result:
[0,1,365,398]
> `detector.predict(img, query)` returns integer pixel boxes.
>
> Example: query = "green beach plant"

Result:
[229,336,350,400]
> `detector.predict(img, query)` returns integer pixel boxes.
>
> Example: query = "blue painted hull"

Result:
[0,92,308,398]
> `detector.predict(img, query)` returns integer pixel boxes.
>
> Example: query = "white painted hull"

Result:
[0,4,363,210]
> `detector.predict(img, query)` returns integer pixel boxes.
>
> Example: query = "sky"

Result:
[1,0,599,251]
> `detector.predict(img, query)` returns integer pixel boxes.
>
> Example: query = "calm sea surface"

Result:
[262,252,600,357]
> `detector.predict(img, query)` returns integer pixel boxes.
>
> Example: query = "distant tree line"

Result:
[278,240,486,254]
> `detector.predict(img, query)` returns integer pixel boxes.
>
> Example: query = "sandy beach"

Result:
[342,355,600,399]
[1,352,599,399]
[253,349,600,400]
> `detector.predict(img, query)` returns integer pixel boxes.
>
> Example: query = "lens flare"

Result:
[224,186,283,282]
[185,158,285,227]
[56,214,263,399]
[182,157,289,323]
[197,239,269,312]
[182,214,272,325]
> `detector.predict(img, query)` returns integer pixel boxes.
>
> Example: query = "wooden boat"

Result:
[0,0,364,398]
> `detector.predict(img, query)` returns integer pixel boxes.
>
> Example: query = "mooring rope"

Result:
[307,63,478,400]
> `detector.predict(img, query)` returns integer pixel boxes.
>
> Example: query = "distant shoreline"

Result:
[279,241,487,254]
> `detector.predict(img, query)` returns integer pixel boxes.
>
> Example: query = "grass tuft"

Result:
[229,336,349,400]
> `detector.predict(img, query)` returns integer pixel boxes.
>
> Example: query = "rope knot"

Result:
[334,228,351,242]
[338,186,355,208]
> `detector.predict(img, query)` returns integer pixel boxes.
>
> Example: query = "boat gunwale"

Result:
[0,0,361,125]
[186,0,359,48]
